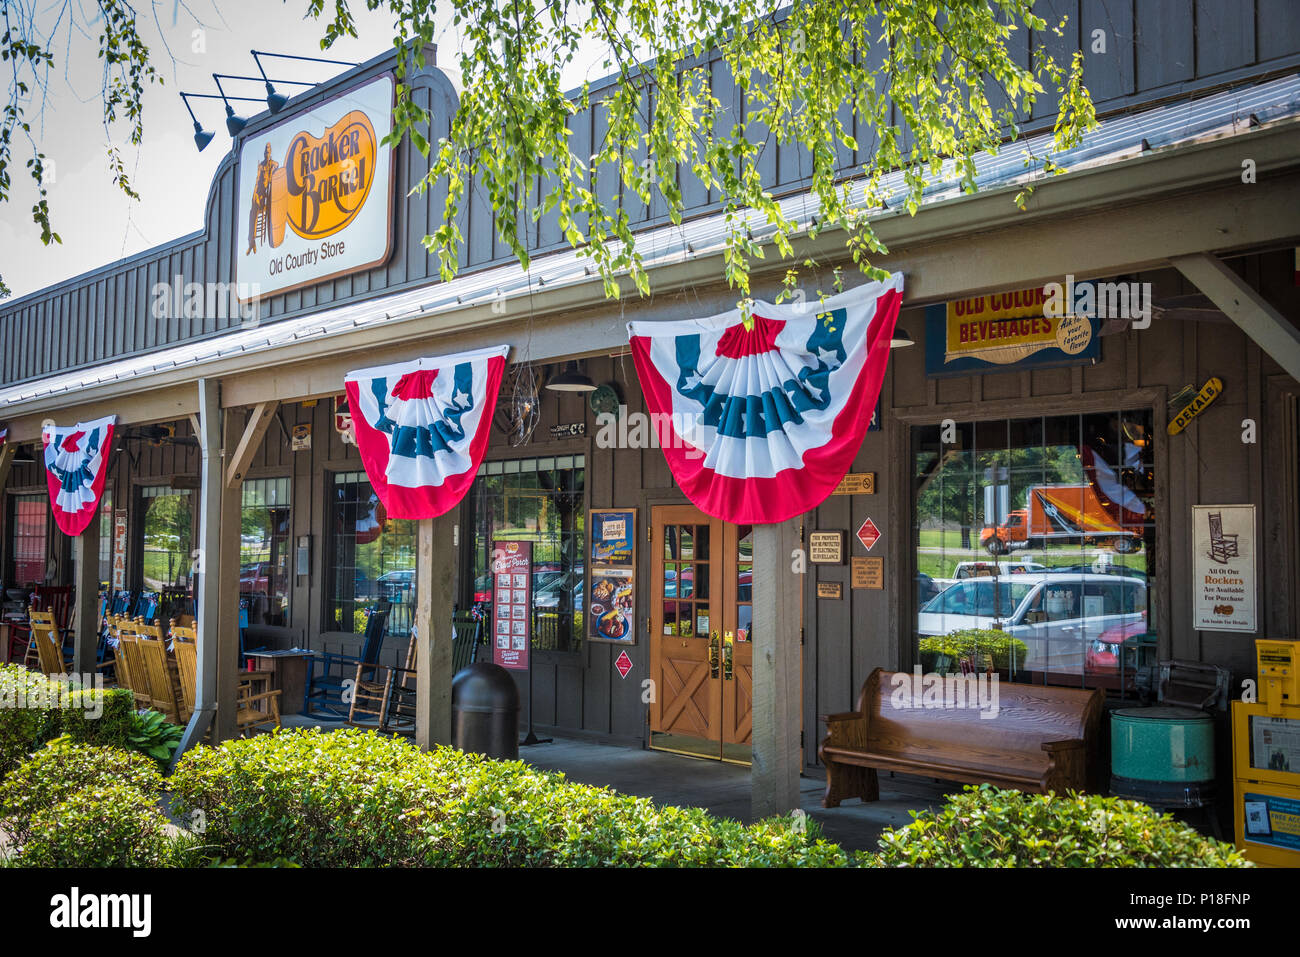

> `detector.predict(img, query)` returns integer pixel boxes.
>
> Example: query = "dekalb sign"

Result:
[237,74,394,300]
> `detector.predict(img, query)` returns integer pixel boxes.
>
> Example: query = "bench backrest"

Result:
[858,668,1103,775]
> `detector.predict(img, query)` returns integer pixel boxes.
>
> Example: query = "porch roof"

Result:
[3,71,1299,417]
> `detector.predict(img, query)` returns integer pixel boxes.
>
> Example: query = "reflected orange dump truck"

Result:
[980,484,1142,555]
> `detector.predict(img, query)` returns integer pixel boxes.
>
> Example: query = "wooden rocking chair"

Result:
[29,610,66,678]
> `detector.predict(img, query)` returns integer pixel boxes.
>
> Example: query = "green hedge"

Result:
[872,784,1252,867]
[16,783,184,868]
[169,728,847,867]
[0,664,138,779]
[0,738,163,847]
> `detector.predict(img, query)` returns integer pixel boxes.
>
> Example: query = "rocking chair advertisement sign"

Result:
[1192,504,1256,632]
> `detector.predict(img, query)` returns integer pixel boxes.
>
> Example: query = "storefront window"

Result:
[911,410,1156,689]
[467,456,585,652]
[241,478,291,626]
[68,490,113,587]
[9,493,47,586]
[327,472,417,637]
[140,486,193,590]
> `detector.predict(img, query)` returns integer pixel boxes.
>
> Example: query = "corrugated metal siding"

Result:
[3,8,1299,387]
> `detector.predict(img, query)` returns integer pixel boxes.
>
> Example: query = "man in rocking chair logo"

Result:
[246,142,279,256]
[49,888,151,937]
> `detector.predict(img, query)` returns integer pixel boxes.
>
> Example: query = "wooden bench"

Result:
[819,668,1104,807]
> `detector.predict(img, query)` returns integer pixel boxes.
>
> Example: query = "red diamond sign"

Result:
[856,517,881,551]
[615,650,633,679]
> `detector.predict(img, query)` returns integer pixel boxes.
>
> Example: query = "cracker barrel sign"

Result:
[237,74,395,300]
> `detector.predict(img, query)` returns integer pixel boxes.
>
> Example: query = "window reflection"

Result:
[913,411,1156,689]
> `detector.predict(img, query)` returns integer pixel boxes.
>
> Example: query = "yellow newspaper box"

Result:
[1232,639,1300,867]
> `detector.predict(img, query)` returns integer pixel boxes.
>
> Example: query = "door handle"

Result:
[723,631,734,680]
[708,631,720,678]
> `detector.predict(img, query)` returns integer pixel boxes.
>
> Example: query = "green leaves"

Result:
[168,727,849,867]
[333,0,1095,308]
[873,784,1252,868]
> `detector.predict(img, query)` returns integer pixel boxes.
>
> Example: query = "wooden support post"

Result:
[750,518,803,820]
[70,514,101,676]
[415,511,457,750]
[1172,253,1300,385]
[175,379,222,762]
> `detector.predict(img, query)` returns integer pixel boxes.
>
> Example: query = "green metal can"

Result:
[1110,707,1216,783]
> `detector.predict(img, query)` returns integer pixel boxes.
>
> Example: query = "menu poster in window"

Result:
[1191,504,1256,633]
[491,540,531,670]
[591,509,635,566]
[589,568,635,643]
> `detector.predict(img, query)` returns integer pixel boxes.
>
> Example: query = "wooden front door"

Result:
[649,505,753,763]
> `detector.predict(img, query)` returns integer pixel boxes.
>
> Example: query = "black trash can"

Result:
[451,662,520,760]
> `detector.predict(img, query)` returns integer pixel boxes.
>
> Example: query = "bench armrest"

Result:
[819,710,866,750]
[1040,738,1086,754]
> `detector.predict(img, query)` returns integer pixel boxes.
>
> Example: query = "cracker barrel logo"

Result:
[246,110,377,255]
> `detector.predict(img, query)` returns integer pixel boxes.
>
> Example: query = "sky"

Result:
[0,0,611,302]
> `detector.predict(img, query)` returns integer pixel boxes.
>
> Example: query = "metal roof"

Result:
[4,71,1298,411]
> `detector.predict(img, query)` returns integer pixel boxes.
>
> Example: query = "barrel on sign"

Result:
[1110,706,1216,807]
[268,167,289,248]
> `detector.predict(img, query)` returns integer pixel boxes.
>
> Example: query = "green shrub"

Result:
[123,710,185,768]
[170,728,847,868]
[15,783,182,868]
[0,664,152,778]
[0,738,163,846]
[918,629,1028,673]
[871,784,1252,867]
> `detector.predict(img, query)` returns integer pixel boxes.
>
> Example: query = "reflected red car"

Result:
[1085,613,1148,674]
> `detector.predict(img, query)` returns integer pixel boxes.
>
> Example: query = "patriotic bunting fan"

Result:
[628,273,903,524]
[344,346,510,520]
[42,415,116,536]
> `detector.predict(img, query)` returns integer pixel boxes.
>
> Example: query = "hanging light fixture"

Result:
[213,75,248,136]
[545,360,596,392]
[251,50,360,114]
[180,93,215,152]
[890,327,915,348]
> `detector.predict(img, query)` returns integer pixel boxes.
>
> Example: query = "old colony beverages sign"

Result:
[924,283,1101,376]
[237,74,395,299]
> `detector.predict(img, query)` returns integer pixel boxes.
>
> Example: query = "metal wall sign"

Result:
[236,74,395,300]
[816,581,843,600]
[1192,504,1256,632]
[832,472,875,495]
[851,556,883,590]
[809,531,846,564]
[1168,377,1223,435]
[924,292,1101,377]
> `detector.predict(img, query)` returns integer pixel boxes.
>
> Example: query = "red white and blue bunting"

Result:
[344,346,510,520]
[628,273,903,524]
[42,415,116,536]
